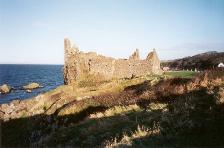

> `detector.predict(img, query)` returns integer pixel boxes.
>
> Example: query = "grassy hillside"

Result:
[162,51,224,70]
[1,69,224,147]
[164,71,197,78]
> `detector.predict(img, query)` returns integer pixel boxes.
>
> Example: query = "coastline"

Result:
[0,64,64,104]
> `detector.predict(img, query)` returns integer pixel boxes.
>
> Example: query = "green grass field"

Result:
[164,71,197,78]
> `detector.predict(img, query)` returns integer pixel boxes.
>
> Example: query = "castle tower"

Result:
[64,38,71,65]
[146,49,161,74]
[64,38,72,51]
[129,49,140,60]
[64,38,80,85]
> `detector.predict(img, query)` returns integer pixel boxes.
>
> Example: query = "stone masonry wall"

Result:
[64,38,161,85]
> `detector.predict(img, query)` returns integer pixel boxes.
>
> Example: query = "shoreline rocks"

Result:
[0,82,43,95]
[23,82,42,92]
[0,84,11,94]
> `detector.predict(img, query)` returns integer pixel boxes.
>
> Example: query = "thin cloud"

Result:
[32,21,57,32]
[171,42,224,51]
[33,21,49,28]
[158,42,224,60]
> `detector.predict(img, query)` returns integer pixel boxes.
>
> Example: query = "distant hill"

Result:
[162,51,224,70]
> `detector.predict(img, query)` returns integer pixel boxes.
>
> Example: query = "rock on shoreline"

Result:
[0,84,11,94]
[23,82,42,92]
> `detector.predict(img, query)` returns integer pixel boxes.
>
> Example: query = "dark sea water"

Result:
[0,64,64,104]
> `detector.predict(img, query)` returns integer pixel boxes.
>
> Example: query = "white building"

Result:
[162,67,170,71]
[218,63,224,68]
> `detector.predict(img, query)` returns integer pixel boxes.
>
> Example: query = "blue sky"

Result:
[0,0,224,64]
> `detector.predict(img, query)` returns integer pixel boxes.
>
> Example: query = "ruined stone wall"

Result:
[64,38,161,85]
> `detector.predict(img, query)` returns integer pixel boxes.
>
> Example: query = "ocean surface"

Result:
[0,64,64,104]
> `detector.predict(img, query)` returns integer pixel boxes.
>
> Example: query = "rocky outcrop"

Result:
[0,84,11,94]
[64,38,162,85]
[23,82,41,91]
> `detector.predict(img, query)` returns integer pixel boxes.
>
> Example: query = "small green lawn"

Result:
[164,71,197,78]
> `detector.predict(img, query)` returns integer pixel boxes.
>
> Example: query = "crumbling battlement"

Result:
[64,38,161,85]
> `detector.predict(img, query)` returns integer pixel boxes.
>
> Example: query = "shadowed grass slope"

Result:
[1,69,224,147]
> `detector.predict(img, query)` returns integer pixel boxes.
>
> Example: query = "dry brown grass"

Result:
[105,123,160,147]
[89,104,141,119]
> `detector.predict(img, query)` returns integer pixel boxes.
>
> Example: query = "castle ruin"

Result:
[64,38,161,85]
